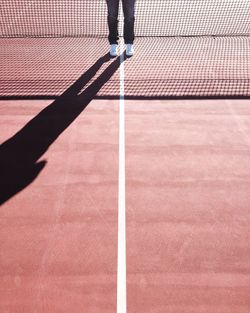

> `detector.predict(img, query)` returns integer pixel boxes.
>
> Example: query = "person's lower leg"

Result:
[122,0,135,44]
[107,0,120,44]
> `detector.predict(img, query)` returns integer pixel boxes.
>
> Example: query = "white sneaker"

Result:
[109,44,118,57]
[126,44,134,57]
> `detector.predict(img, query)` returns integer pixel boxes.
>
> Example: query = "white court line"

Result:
[117,48,127,313]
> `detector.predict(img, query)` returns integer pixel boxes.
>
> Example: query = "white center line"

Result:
[117,48,127,313]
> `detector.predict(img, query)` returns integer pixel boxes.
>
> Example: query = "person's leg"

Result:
[122,0,136,44]
[106,0,120,45]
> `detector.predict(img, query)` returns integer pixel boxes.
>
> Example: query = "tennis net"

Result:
[1,0,250,38]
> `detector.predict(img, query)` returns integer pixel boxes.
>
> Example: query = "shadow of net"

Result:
[1,37,250,99]
[1,0,250,99]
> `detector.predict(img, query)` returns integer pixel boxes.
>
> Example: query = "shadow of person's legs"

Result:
[0,53,124,205]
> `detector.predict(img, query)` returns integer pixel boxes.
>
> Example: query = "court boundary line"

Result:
[117,49,127,313]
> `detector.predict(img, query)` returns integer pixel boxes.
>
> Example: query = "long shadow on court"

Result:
[0,53,124,205]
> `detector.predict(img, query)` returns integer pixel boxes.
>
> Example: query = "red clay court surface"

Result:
[1,97,250,313]
[0,20,250,310]
[1,0,250,310]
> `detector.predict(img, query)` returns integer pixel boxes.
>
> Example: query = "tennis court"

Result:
[1,1,250,313]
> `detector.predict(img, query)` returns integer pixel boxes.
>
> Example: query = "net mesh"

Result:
[1,0,250,38]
